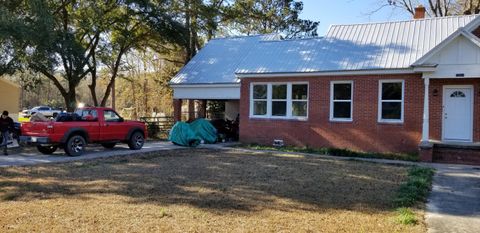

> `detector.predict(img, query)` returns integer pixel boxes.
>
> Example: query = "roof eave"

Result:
[235,68,415,78]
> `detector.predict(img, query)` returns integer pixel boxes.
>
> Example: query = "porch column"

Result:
[421,77,430,142]
[197,100,207,118]
[173,99,183,122]
[420,76,433,162]
[188,99,195,121]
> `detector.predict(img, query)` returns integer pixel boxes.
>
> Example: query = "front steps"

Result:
[432,143,480,165]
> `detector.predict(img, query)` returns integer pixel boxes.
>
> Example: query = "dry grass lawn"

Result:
[0,149,426,233]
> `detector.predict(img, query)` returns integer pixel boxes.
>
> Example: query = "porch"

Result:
[419,77,480,165]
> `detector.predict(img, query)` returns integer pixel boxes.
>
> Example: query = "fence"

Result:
[139,116,175,139]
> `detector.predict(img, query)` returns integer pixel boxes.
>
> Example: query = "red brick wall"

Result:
[239,74,424,153]
[429,79,480,141]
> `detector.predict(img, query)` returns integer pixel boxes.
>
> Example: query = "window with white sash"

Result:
[250,82,308,119]
[378,80,404,123]
[330,81,353,121]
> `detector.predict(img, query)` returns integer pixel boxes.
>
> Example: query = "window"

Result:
[75,109,98,121]
[379,80,404,123]
[103,110,122,122]
[250,83,308,119]
[292,84,308,117]
[252,84,267,116]
[272,84,287,116]
[450,91,466,98]
[330,81,353,121]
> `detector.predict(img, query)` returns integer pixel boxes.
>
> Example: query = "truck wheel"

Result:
[101,143,116,149]
[128,132,144,150]
[53,113,58,118]
[37,145,57,155]
[64,135,86,156]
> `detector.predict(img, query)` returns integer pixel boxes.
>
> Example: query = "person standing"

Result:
[0,111,14,155]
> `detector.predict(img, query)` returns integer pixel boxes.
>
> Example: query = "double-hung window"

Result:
[272,84,287,117]
[250,83,308,119]
[252,84,268,116]
[292,84,308,117]
[378,80,404,123]
[330,81,353,121]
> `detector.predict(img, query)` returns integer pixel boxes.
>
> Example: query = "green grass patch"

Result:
[395,207,418,225]
[237,144,419,162]
[393,167,435,207]
[393,166,434,225]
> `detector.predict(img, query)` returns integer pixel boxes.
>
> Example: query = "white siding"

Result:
[424,35,480,78]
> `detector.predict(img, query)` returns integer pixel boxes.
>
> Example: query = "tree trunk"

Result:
[64,87,77,112]
[111,79,116,109]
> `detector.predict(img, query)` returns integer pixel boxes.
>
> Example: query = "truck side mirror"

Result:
[119,117,124,122]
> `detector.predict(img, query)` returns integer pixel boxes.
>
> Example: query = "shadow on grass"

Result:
[0,149,409,213]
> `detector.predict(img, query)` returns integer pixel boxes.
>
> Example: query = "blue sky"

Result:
[301,0,412,35]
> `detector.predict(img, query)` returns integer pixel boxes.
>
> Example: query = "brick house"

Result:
[170,8,480,164]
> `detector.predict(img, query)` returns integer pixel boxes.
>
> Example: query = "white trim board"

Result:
[172,84,240,99]
[236,69,415,78]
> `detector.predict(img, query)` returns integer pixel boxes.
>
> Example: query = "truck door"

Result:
[74,109,101,141]
[101,110,126,141]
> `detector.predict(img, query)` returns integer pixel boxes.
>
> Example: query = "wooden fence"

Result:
[140,116,175,138]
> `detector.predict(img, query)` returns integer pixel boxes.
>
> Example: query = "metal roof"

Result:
[237,15,478,74]
[173,15,479,84]
[170,34,280,84]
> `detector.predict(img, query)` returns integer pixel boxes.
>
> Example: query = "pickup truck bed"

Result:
[20,107,147,156]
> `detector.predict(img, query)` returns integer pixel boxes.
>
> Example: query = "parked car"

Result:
[22,106,63,118]
[19,107,147,156]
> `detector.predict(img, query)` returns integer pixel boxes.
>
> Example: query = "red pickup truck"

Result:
[20,107,147,156]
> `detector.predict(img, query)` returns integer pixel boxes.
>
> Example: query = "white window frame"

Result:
[250,83,269,117]
[249,82,308,120]
[378,80,405,123]
[270,83,289,118]
[291,83,309,118]
[330,81,353,122]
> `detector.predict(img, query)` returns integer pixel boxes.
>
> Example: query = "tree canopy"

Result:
[0,0,318,111]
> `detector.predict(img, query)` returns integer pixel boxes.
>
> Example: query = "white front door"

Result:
[443,86,473,142]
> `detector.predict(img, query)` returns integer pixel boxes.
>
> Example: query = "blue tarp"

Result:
[168,119,218,147]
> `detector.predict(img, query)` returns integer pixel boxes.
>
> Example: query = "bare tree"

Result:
[371,0,456,17]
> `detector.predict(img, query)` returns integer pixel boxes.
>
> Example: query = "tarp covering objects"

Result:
[168,119,217,147]
[188,118,218,144]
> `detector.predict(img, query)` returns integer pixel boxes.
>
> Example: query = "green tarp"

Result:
[168,119,218,147]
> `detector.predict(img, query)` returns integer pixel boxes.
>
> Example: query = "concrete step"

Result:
[433,144,480,165]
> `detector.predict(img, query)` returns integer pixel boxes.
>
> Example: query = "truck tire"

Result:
[64,135,86,156]
[128,132,144,150]
[37,145,57,155]
[53,113,58,118]
[101,143,116,149]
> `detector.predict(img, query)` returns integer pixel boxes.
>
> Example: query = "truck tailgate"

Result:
[21,122,53,136]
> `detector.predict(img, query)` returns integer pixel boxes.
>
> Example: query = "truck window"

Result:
[75,109,98,121]
[103,110,121,122]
